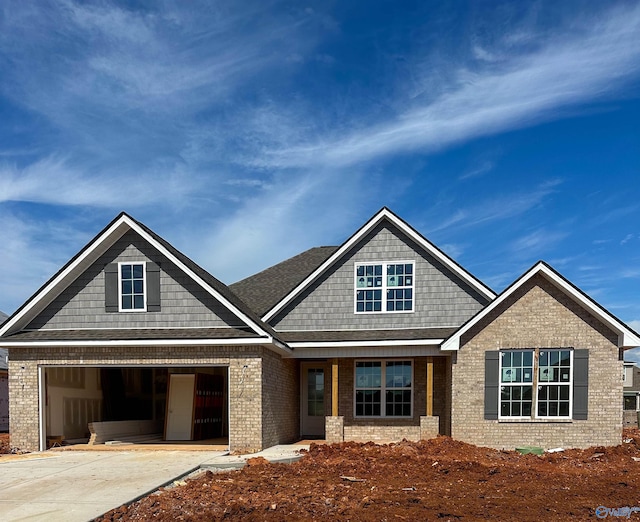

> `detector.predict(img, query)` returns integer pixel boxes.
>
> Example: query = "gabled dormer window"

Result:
[354,262,414,313]
[119,262,146,311]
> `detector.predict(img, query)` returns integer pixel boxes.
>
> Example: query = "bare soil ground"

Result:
[96,429,640,521]
[0,432,9,454]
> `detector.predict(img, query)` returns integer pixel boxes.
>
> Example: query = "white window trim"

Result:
[118,261,147,312]
[353,261,415,314]
[498,349,574,420]
[498,349,534,420]
[354,359,414,418]
[534,349,573,420]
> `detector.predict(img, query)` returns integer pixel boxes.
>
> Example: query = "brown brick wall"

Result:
[261,351,299,448]
[451,275,622,449]
[8,345,288,453]
[623,410,639,428]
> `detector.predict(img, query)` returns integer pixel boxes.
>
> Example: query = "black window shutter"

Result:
[146,262,161,312]
[105,263,119,312]
[573,349,589,420]
[484,351,500,420]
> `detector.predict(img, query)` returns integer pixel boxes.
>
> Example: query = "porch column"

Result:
[331,358,339,416]
[426,357,434,416]
[326,359,343,443]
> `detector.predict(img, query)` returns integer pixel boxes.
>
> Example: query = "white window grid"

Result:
[354,359,413,418]
[354,261,415,314]
[118,262,147,312]
[498,349,573,420]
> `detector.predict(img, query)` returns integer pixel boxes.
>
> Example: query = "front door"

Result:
[301,363,325,438]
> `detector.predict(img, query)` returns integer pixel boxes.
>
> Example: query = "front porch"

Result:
[300,356,451,444]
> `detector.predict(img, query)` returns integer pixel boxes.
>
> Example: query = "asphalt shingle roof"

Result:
[129,215,280,337]
[230,246,338,317]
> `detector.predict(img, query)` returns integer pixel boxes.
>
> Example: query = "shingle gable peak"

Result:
[0,213,281,348]
[262,207,497,322]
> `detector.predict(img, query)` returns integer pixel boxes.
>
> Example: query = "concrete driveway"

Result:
[0,450,224,522]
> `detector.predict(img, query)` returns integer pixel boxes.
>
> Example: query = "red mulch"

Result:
[96,428,640,521]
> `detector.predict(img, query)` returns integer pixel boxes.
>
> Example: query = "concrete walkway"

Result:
[0,444,309,522]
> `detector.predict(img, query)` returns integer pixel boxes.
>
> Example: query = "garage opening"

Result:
[42,366,229,449]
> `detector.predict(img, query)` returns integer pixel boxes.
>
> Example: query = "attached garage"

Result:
[0,213,295,453]
[43,365,229,446]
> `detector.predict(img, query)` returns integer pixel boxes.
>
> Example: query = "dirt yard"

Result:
[95,429,640,521]
[0,433,9,454]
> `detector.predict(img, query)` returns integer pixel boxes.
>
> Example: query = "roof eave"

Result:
[288,338,444,349]
[0,336,293,356]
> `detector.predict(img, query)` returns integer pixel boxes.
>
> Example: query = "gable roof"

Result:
[262,207,496,322]
[0,213,289,354]
[441,261,640,351]
[230,246,338,316]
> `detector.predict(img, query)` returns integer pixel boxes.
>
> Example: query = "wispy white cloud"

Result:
[510,229,569,257]
[459,161,495,180]
[621,233,638,245]
[0,156,197,207]
[184,170,376,283]
[0,211,92,314]
[246,4,640,169]
[428,179,562,233]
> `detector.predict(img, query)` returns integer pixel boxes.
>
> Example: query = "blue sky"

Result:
[0,1,639,357]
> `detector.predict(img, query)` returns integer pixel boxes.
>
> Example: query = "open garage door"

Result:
[42,366,228,448]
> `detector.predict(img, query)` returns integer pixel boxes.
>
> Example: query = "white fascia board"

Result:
[381,210,496,301]
[441,262,640,351]
[264,208,495,322]
[0,338,269,347]
[623,332,640,348]
[126,218,272,339]
[288,338,443,349]
[0,214,271,341]
[534,263,640,348]
[287,345,443,359]
[0,219,131,337]
[0,337,293,356]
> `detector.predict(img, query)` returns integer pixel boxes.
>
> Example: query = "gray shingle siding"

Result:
[272,223,490,331]
[27,231,245,330]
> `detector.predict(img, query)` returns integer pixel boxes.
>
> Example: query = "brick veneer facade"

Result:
[8,344,294,453]
[451,275,622,449]
[261,349,299,449]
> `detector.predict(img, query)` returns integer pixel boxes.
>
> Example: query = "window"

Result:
[355,262,414,313]
[105,261,160,313]
[500,350,533,417]
[355,360,412,417]
[119,262,146,311]
[537,349,572,417]
[499,349,572,419]
[623,395,639,411]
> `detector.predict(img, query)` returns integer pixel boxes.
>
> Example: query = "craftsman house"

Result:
[0,208,638,452]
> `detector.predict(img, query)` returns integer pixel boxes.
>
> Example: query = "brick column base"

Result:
[325,416,344,443]
[420,416,440,440]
